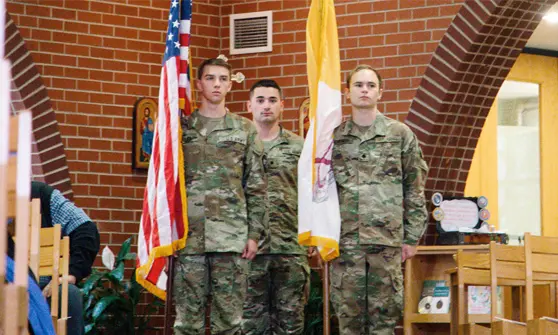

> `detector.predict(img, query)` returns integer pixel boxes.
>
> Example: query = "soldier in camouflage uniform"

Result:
[242,79,310,335]
[173,58,266,335]
[330,65,429,335]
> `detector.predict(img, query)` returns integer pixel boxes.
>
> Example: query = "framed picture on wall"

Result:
[298,97,310,138]
[132,97,158,170]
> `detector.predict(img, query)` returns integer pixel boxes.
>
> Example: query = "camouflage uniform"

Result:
[173,110,266,335]
[330,113,428,335]
[242,128,310,335]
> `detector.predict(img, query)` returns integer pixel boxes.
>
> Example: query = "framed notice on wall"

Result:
[132,97,158,170]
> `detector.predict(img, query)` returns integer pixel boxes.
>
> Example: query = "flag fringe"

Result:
[298,231,339,262]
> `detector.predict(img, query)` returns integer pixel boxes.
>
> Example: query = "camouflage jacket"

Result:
[181,110,266,254]
[332,113,428,248]
[259,128,306,255]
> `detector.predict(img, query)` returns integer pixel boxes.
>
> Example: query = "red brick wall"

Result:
[6,0,466,255]
[6,0,220,251]
[220,0,463,129]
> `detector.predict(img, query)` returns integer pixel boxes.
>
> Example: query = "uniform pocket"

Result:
[378,138,402,178]
[216,139,246,152]
[215,138,246,172]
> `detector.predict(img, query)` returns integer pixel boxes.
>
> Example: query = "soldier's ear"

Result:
[344,87,350,101]
[226,78,233,92]
[246,100,252,113]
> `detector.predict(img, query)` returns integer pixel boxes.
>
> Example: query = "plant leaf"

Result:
[84,323,94,334]
[80,272,105,296]
[92,295,120,321]
[116,237,133,263]
[121,252,137,261]
[84,293,96,312]
[128,270,142,304]
[108,262,125,283]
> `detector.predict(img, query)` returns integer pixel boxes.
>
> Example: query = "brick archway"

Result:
[4,12,72,197]
[405,0,556,243]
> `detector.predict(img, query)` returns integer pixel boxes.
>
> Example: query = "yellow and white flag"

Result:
[298,0,342,262]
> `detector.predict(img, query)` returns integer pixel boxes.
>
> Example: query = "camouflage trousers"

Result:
[173,252,248,335]
[330,245,403,335]
[242,254,310,335]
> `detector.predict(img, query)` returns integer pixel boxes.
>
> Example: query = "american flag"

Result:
[136,0,192,300]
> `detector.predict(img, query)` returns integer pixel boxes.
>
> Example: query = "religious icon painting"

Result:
[133,97,158,170]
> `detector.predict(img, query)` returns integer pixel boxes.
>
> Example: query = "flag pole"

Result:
[323,261,330,335]
[163,256,175,335]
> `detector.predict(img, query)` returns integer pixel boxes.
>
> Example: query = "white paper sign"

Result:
[440,199,479,232]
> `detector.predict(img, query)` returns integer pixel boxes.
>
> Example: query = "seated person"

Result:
[5,239,56,335]
[28,181,100,335]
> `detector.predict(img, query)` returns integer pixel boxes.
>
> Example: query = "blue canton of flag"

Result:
[164,0,181,61]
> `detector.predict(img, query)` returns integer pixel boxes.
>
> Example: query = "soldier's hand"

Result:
[401,244,418,262]
[307,247,323,269]
[242,239,258,260]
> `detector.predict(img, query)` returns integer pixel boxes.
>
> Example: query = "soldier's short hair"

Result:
[249,79,283,99]
[197,58,232,80]
[346,65,383,89]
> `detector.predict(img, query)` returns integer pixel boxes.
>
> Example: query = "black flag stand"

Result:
[323,261,330,335]
[163,256,175,335]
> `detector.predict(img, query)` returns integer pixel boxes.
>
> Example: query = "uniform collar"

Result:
[264,126,290,150]
[188,109,235,134]
[341,112,388,140]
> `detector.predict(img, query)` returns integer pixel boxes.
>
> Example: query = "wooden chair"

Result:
[448,241,527,335]
[524,233,558,321]
[462,320,528,335]
[1,112,33,334]
[28,199,41,280]
[39,225,70,335]
[462,323,491,335]
[492,318,527,334]
[527,317,558,334]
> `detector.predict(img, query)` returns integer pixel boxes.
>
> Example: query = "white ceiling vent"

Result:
[230,11,273,55]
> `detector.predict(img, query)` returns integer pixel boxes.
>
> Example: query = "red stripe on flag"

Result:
[148,67,168,252]
[140,185,152,255]
[180,34,190,48]
[179,59,188,75]
[163,63,177,234]
[146,256,166,284]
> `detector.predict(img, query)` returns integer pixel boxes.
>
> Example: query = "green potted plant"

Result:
[304,269,339,335]
[79,237,163,335]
